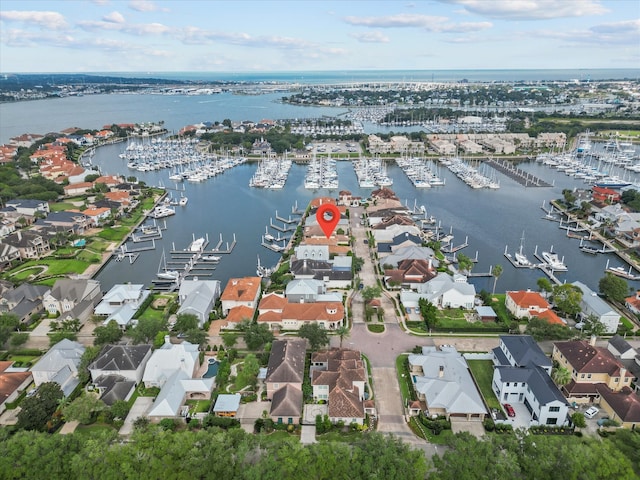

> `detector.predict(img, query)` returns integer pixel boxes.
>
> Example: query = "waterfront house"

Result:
[43,278,102,323]
[294,244,330,262]
[505,290,551,319]
[400,272,476,312]
[383,258,437,289]
[0,282,49,324]
[552,337,634,403]
[572,281,620,334]
[289,258,352,289]
[0,362,32,414]
[266,339,307,425]
[491,335,569,427]
[408,346,486,421]
[30,338,85,397]
[94,283,151,329]
[377,245,437,270]
[33,210,91,235]
[81,207,111,226]
[1,230,50,260]
[625,291,640,315]
[177,279,221,328]
[220,277,261,316]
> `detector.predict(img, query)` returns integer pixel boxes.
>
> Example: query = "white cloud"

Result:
[441,0,608,20]
[349,31,390,43]
[0,10,68,30]
[344,13,449,28]
[129,0,168,13]
[343,13,491,33]
[103,11,125,24]
[78,19,172,36]
[535,20,640,46]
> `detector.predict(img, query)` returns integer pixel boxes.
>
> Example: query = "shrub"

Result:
[159,418,177,431]
[202,414,240,430]
[483,418,495,432]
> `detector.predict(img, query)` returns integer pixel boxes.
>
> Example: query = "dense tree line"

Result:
[0,164,64,202]
[0,428,428,480]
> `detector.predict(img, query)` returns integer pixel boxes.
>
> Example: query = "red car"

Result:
[504,403,516,417]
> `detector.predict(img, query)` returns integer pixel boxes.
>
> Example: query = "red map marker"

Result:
[316,204,340,239]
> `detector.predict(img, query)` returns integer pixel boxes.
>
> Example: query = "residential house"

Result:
[383,258,437,289]
[177,279,221,328]
[491,335,570,426]
[88,344,152,384]
[400,272,476,313]
[4,199,50,217]
[504,290,565,326]
[0,243,20,265]
[408,346,486,421]
[608,334,637,361]
[223,305,256,330]
[94,283,151,329]
[311,349,366,425]
[33,210,91,235]
[93,374,136,406]
[30,338,85,396]
[294,244,330,262]
[258,301,344,331]
[626,291,640,315]
[0,216,16,238]
[142,337,213,418]
[552,337,634,403]
[220,277,261,316]
[0,362,32,414]
[2,230,50,260]
[63,182,93,196]
[377,245,436,270]
[289,258,352,289]
[377,232,423,256]
[285,279,325,303]
[43,278,102,323]
[142,337,200,388]
[82,207,112,226]
[0,282,49,323]
[595,385,640,429]
[266,339,306,424]
[573,281,620,334]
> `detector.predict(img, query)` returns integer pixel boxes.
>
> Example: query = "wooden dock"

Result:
[485,158,552,187]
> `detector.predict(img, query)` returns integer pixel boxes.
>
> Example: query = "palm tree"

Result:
[335,325,350,349]
[552,366,572,387]
[491,264,503,294]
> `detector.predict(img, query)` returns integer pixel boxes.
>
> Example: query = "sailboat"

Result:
[157,250,180,280]
[514,231,532,267]
[256,255,273,278]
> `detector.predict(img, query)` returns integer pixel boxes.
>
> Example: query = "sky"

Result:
[0,0,638,73]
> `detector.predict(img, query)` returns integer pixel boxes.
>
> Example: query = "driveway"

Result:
[119,396,153,435]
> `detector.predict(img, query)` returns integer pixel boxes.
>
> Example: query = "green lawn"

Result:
[4,258,89,280]
[72,424,117,437]
[185,399,211,413]
[49,202,78,212]
[97,226,130,242]
[137,306,165,323]
[367,324,385,333]
[8,266,46,281]
[467,359,501,410]
[395,354,413,404]
[86,239,110,252]
[316,430,362,443]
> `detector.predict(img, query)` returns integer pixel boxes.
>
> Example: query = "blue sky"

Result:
[0,0,638,73]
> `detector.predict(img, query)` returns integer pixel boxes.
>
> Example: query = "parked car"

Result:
[504,403,515,417]
[584,406,599,419]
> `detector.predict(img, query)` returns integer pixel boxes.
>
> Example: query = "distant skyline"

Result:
[0,0,638,73]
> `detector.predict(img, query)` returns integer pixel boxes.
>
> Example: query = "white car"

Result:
[584,406,599,419]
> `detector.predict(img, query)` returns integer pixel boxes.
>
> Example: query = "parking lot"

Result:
[310,141,361,155]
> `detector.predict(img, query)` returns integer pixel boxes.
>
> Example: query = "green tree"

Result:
[174,313,199,333]
[17,382,64,431]
[456,253,473,273]
[418,298,439,331]
[571,412,586,428]
[129,316,167,344]
[221,332,237,349]
[599,272,630,303]
[243,322,274,351]
[537,277,553,294]
[62,393,106,425]
[552,283,583,317]
[235,353,260,389]
[109,399,130,420]
[298,323,330,351]
[185,328,207,349]
[491,264,503,294]
[93,320,123,346]
[0,313,20,347]
[551,365,572,386]
[9,332,29,348]
[525,317,573,341]
[562,188,576,206]
[361,285,381,303]
[77,345,101,384]
[581,313,608,338]
[335,325,350,348]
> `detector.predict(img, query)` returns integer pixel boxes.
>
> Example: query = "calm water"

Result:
[1,78,637,293]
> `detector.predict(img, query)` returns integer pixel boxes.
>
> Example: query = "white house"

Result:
[142,337,200,388]
[401,272,475,313]
[177,279,221,327]
[30,338,85,397]
[94,283,151,329]
[89,344,152,384]
[573,281,620,334]
[492,335,570,427]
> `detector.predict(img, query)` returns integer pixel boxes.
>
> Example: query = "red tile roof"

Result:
[221,277,261,302]
[508,290,550,310]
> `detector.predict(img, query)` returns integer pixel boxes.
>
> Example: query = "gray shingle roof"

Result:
[496,365,568,406]
[499,335,552,368]
[89,344,152,372]
[266,339,306,384]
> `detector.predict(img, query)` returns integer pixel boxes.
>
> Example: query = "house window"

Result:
[580,374,585,379]
[587,374,591,379]
[614,377,619,383]
[546,418,558,425]
[506,382,510,387]
[549,406,560,412]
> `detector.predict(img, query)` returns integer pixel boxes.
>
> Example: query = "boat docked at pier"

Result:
[149,205,176,219]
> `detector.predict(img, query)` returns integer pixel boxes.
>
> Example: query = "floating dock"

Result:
[485,158,552,187]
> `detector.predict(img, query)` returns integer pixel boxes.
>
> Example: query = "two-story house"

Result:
[265,339,306,425]
[492,335,570,427]
[43,278,102,323]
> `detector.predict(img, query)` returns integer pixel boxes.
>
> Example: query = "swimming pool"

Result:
[202,359,219,378]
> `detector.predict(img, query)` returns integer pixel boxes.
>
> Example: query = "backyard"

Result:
[467,359,501,410]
